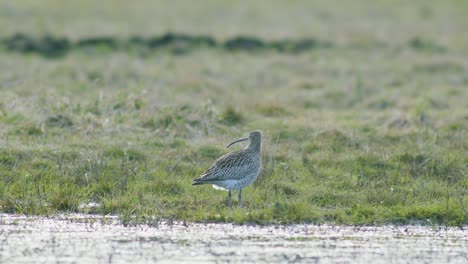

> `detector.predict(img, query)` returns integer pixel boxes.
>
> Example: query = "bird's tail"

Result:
[192,180,206,186]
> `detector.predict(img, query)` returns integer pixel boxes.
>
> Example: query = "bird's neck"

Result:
[247,142,261,153]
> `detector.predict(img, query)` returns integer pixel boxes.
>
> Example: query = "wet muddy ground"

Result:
[0,214,466,264]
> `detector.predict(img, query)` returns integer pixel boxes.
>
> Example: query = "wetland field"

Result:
[0,0,467,262]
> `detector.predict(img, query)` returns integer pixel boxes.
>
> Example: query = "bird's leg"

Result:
[228,189,232,208]
[238,189,243,208]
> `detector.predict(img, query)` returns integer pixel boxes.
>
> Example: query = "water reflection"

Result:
[0,214,466,263]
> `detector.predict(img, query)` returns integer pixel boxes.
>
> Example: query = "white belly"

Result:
[212,168,260,191]
[212,180,239,191]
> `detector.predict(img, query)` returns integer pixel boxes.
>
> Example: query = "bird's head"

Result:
[226,130,262,151]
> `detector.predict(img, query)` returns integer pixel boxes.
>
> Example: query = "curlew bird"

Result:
[192,131,262,208]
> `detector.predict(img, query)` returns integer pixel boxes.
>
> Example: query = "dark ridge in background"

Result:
[2,33,333,58]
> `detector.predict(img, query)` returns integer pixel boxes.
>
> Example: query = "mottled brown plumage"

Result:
[193,131,262,208]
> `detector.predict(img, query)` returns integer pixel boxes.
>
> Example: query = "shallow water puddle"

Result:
[0,214,466,263]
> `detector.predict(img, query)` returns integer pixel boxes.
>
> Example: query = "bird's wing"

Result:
[195,150,258,182]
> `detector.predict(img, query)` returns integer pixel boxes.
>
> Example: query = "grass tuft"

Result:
[220,106,244,125]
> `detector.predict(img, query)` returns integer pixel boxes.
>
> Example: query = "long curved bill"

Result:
[226,137,249,148]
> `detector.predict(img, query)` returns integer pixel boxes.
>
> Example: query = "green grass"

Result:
[0,0,467,226]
